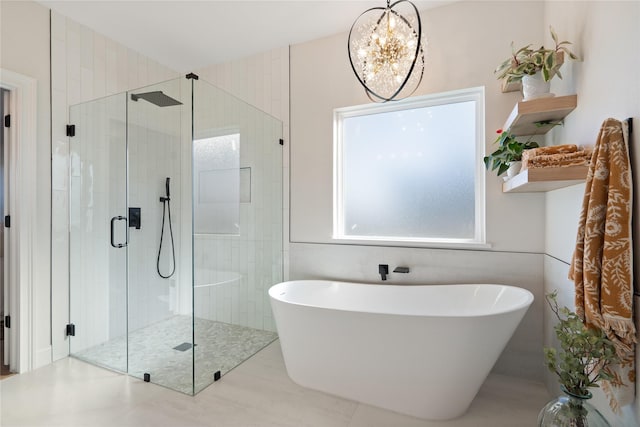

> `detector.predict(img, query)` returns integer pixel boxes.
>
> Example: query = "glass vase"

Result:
[538,387,610,427]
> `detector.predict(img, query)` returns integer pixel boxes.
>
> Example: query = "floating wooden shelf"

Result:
[502,165,588,193]
[503,94,578,136]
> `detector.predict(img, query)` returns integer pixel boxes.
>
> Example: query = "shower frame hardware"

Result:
[65,323,75,336]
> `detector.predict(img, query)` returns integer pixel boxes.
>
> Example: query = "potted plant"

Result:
[494,26,578,99]
[538,291,617,427]
[483,129,538,177]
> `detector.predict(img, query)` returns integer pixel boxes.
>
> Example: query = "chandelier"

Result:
[348,0,425,102]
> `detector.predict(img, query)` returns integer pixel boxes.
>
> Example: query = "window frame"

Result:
[332,86,487,248]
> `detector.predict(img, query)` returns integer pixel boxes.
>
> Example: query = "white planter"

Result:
[506,161,522,179]
[522,72,553,100]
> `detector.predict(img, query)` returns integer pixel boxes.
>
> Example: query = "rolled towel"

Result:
[523,149,592,169]
[522,144,578,164]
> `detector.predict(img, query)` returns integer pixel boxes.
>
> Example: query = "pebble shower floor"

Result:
[74,315,277,394]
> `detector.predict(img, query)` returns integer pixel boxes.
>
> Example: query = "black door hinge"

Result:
[4,315,10,329]
[66,124,76,137]
[4,215,10,228]
[66,323,76,336]
[279,138,284,146]
[4,114,10,128]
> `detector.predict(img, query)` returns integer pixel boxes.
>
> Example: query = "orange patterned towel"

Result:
[569,118,636,412]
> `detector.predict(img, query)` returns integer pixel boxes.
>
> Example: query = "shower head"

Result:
[130,91,182,107]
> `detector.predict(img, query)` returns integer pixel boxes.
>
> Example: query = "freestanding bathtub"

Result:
[269,280,533,420]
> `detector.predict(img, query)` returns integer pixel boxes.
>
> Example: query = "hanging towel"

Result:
[569,118,636,412]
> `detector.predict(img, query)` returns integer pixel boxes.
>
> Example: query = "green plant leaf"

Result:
[543,291,619,394]
[550,26,558,44]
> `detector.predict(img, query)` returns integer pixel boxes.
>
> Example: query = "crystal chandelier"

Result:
[348,0,425,102]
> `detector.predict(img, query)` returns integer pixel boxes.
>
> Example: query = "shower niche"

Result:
[68,75,283,395]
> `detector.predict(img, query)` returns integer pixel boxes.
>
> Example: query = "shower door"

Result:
[69,78,192,393]
[69,93,128,372]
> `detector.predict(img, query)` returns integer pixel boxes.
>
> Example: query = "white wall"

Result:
[0,0,52,369]
[50,10,179,360]
[290,0,546,251]
[288,0,547,380]
[542,1,640,425]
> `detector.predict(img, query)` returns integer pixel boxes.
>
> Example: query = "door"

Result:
[68,93,128,372]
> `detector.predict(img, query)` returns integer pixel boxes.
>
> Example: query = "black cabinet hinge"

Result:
[66,124,76,137]
[66,323,76,336]
[279,138,284,146]
[4,114,10,128]
[4,315,10,329]
[4,215,10,228]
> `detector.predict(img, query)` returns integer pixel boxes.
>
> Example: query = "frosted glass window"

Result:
[193,134,240,234]
[334,88,484,243]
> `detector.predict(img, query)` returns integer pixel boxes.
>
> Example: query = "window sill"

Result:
[331,236,492,250]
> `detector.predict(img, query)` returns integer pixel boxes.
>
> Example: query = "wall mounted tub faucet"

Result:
[379,264,389,281]
[393,266,410,273]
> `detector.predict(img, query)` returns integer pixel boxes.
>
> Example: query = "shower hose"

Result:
[157,178,176,279]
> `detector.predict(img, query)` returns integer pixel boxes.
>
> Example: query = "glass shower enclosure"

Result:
[68,75,283,394]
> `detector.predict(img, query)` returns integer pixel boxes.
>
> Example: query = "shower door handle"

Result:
[110,216,128,248]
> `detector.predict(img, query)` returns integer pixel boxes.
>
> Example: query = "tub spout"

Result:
[378,264,389,281]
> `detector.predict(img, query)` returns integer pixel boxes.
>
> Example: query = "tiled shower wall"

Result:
[51,10,179,360]
[195,48,289,332]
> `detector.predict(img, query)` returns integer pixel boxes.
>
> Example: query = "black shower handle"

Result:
[110,216,128,248]
[166,177,170,199]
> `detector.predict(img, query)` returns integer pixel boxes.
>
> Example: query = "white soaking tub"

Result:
[269,280,533,420]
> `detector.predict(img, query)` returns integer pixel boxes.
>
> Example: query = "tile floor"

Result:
[0,340,550,426]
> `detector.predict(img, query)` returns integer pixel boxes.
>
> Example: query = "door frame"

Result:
[0,68,38,373]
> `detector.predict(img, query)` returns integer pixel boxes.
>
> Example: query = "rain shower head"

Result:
[130,91,182,107]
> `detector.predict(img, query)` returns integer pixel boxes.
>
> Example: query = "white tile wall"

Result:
[50,11,179,361]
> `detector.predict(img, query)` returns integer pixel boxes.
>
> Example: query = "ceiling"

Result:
[39,1,453,73]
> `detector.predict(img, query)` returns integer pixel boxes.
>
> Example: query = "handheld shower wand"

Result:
[160,177,170,202]
[157,177,176,278]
